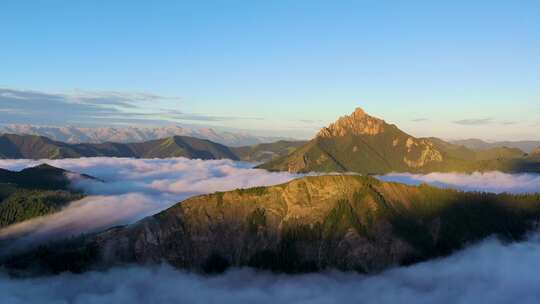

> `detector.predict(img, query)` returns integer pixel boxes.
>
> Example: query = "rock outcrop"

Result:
[259,107,447,173]
[258,107,536,174]
[12,175,539,275]
[317,108,385,137]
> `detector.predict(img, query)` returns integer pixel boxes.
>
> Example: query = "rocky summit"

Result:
[317,108,386,137]
[258,108,536,174]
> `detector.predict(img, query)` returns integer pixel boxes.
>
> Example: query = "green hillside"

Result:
[6,174,540,274]
[232,140,308,163]
[259,108,538,174]
[0,164,92,228]
[0,134,239,160]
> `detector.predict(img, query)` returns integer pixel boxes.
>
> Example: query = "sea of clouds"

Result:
[3,234,540,304]
[378,171,540,194]
[2,158,540,303]
[0,158,304,245]
[1,158,540,246]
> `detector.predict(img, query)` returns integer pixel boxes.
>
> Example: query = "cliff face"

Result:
[85,175,540,274]
[258,108,535,174]
[317,108,386,137]
[259,108,447,174]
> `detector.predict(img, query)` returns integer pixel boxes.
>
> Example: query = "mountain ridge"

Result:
[259,108,536,174]
[5,174,540,274]
[0,134,240,160]
[450,138,540,153]
[0,124,291,147]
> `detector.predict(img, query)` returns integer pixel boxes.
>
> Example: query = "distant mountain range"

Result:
[0,124,289,147]
[0,133,307,163]
[1,109,540,174]
[6,174,540,274]
[260,108,540,174]
[0,134,239,160]
[449,138,540,153]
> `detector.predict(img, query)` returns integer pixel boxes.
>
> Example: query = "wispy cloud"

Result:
[0,158,304,244]
[411,118,429,122]
[0,88,256,126]
[378,172,540,194]
[452,118,493,126]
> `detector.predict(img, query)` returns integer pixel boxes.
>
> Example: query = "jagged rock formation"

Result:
[317,108,385,137]
[6,175,540,274]
[259,108,534,174]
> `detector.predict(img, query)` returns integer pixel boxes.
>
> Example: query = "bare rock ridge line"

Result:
[317,108,386,137]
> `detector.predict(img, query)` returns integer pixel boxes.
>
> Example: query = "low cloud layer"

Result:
[2,160,540,302]
[378,171,540,194]
[0,158,303,244]
[3,234,540,303]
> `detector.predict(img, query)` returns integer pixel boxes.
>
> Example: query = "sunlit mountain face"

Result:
[2,0,539,303]
[1,109,540,304]
[2,109,539,304]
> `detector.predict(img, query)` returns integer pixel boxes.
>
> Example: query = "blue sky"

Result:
[0,0,539,140]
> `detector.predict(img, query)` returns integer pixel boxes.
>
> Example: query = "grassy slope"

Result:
[8,175,540,274]
[0,134,239,160]
[232,140,308,162]
[260,129,537,174]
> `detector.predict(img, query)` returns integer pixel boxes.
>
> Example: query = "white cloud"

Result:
[377,171,540,194]
[3,234,540,303]
[0,158,303,245]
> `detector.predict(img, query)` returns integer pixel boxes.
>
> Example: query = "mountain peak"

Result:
[317,107,386,138]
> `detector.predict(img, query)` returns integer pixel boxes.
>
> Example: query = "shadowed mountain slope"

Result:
[0,164,94,228]
[232,140,308,163]
[6,175,540,274]
[0,134,239,160]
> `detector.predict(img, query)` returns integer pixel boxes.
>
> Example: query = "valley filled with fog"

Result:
[2,157,540,303]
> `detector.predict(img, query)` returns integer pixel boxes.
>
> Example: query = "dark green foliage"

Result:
[323,199,364,238]
[3,237,99,275]
[0,189,83,228]
[202,253,231,274]
[0,134,239,160]
[232,140,307,162]
[234,186,268,196]
[0,164,75,190]
[248,208,266,233]
[248,220,323,273]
